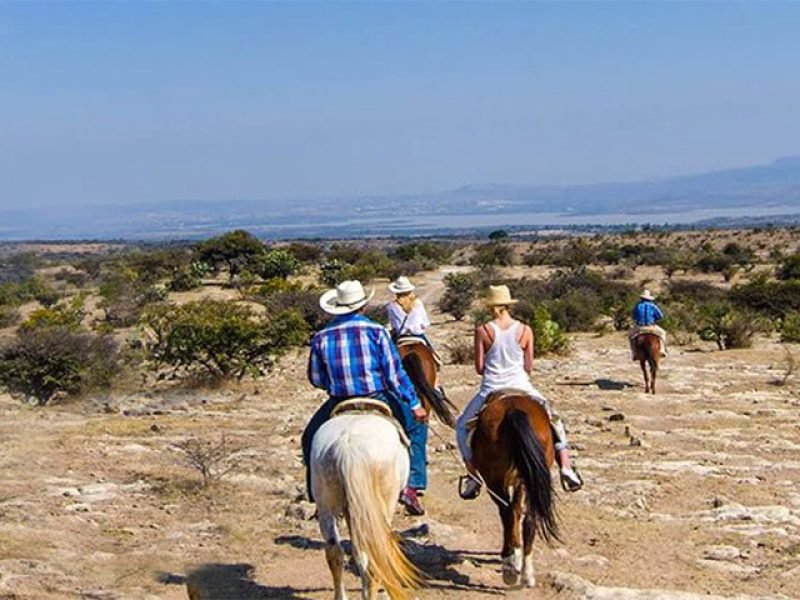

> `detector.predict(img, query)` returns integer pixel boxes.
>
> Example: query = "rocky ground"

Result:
[1,270,799,600]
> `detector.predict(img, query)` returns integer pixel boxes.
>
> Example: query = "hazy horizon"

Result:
[2,2,800,210]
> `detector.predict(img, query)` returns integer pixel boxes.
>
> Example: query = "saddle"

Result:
[394,335,444,367]
[463,388,532,432]
[331,397,410,448]
[630,325,662,340]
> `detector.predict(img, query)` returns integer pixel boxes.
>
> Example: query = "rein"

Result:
[428,426,510,508]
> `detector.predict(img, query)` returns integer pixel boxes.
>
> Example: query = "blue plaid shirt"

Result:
[633,300,664,326]
[308,313,421,409]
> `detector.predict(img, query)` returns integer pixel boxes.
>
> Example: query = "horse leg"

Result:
[501,487,524,586]
[639,359,650,393]
[521,510,536,588]
[650,358,657,395]
[320,511,348,600]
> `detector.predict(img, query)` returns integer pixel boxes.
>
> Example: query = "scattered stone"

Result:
[695,559,759,576]
[609,413,626,422]
[702,545,743,561]
[284,501,316,521]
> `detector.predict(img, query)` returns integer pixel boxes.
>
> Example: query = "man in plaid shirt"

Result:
[301,280,428,515]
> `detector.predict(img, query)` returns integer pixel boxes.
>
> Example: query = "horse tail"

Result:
[339,445,420,599]
[402,353,457,428]
[502,409,560,544]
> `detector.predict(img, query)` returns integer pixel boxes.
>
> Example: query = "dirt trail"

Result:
[1,268,799,599]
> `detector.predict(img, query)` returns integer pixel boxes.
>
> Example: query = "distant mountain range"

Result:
[3,156,800,240]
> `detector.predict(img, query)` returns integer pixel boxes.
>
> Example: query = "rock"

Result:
[285,501,316,521]
[65,503,91,512]
[575,554,611,568]
[702,545,743,561]
[695,559,759,576]
[609,413,625,422]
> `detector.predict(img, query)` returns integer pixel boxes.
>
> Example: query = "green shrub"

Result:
[250,249,299,280]
[141,300,308,381]
[0,306,20,328]
[780,312,800,343]
[258,286,327,333]
[515,303,569,355]
[392,241,453,265]
[729,278,800,320]
[661,302,701,346]
[20,298,85,332]
[471,243,515,267]
[0,327,120,405]
[439,273,476,320]
[447,339,474,365]
[777,253,800,281]
[168,268,202,292]
[286,242,322,263]
[99,266,168,327]
[698,303,765,350]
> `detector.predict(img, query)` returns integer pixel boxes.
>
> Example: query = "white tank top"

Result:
[480,321,537,394]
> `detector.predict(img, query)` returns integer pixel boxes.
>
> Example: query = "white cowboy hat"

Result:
[640,289,656,301]
[485,284,518,307]
[388,276,416,295]
[320,280,375,315]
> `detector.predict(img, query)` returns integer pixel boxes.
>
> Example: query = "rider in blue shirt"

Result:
[630,290,667,357]
[302,280,428,516]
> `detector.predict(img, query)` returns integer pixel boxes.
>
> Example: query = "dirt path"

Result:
[1,270,799,599]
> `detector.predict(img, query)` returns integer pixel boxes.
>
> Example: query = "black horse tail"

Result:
[402,353,458,428]
[502,409,560,544]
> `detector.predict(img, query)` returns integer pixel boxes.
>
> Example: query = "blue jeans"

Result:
[301,391,428,500]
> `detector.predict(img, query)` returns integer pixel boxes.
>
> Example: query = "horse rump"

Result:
[402,352,458,428]
[502,409,560,543]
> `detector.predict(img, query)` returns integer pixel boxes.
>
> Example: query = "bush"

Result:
[515,303,570,355]
[471,243,515,267]
[661,303,701,346]
[698,303,765,350]
[99,266,168,327]
[141,300,309,381]
[780,312,800,343]
[286,242,322,263]
[169,267,202,292]
[0,306,20,328]
[448,339,474,365]
[258,286,328,333]
[20,298,85,332]
[250,249,299,280]
[777,253,800,281]
[0,327,120,405]
[392,241,453,266]
[439,273,476,320]
[729,277,800,320]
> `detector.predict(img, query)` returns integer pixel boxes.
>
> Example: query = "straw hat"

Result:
[640,289,656,301]
[485,284,518,307]
[388,276,416,295]
[319,280,375,315]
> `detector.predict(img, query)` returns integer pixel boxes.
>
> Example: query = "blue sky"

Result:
[2,2,800,209]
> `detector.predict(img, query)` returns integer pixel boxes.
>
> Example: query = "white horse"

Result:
[310,407,419,600]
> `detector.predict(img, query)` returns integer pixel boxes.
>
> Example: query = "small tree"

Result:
[141,300,309,381]
[439,273,476,320]
[195,230,265,282]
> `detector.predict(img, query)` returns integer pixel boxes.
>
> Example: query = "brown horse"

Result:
[471,391,559,588]
[397,340,457,427]
[632,333,660,394]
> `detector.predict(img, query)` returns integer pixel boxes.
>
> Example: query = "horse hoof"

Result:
[502,567,520,586]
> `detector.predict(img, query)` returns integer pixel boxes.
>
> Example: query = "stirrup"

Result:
[459,475,482,500]
[560,467,583,492]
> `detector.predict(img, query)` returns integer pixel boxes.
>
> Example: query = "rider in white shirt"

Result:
[386,275,445,391]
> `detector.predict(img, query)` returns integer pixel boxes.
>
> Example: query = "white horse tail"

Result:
[340,446,420,599]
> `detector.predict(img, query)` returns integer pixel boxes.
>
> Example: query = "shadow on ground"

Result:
[557,378,636,391]
[158,563,326,599]
[273,526,505,596]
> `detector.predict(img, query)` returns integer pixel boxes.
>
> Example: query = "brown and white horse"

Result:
[470,390,560,588]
